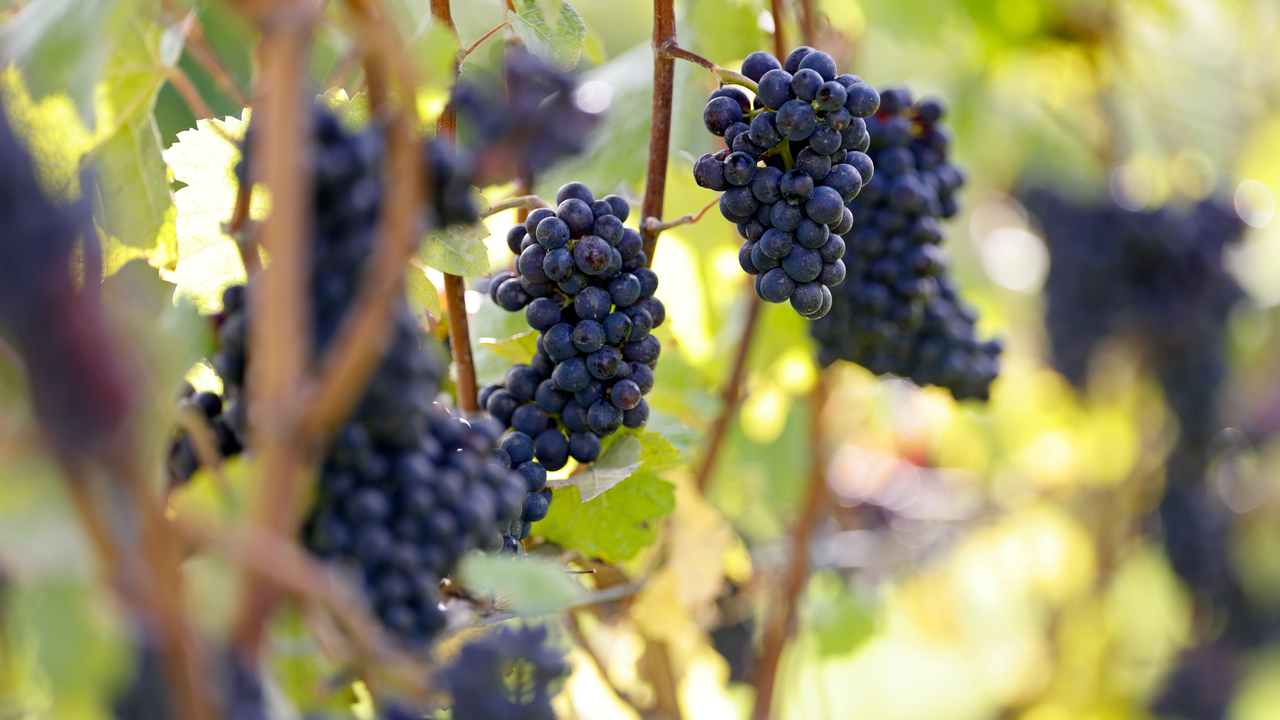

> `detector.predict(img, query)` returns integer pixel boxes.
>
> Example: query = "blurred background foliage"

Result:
[2,0,1280,718]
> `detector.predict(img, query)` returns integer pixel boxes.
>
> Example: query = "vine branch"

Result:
[639,0,677,265]
[694,289,762,494]
[658,41,759,93]
[751,368,832,719]
[481,194,548,218]
[768,0,786,60]
[641,196,718,234]
[431,0,480,415]
[461,21,509,60]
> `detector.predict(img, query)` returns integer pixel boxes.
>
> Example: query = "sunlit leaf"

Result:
[457,554,586,616]
[419,220,490,277]
[0,66,94,196]
[405,262,442,320]
[470,297,534,385]
[479,330,539,366]
[320,87,371,131]
[164,108,264,312]
[536,471,675,563]
[509,0,587,73]
[0,0,123,117]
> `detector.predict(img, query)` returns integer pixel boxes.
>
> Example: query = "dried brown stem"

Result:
[184,20,250,107]
[797,0,815,46]
[232,0,316,659]
[640,0,677,265]
[462,21,509,59]
[751,369,831,720]
[642,196,718,234]
[168,66,214,119]
[430,0,480,414]
[769,0,787,60]
[694,290,763,494]
[301,18,425,440]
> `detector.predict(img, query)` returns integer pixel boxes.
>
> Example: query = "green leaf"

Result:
[509,0,588,73]
[479,330,539,366]
[165,108,263,312]
[801,571,875,656]
[92,6,179,249]
[536,471,675,563]
[551,431,681,502]
[419,219,490,277]
[0,0,123,118]
[581,23,608,65]
[0,66,95,196]
[320,87,371,131]
[405,262,442,320]
[457,554,586,616]
[470,297,534,385]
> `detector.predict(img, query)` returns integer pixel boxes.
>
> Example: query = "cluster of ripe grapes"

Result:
[482,182,665,546]
[1020,189,1256,719]
[440,624,569,720]
[191,105,530,643]
[695,46,879,318]
[811,87,1000,401]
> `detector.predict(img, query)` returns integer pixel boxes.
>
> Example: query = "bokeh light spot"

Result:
[1235,179,1275,228]
[980,227,1049,293]
[574,80,612,114]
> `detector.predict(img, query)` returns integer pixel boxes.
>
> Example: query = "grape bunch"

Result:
[1019,189,1252,720]
[811,86,1001,401]
[166,382,243,486]
[482,182,665,544]
[440,624,569,720]
[207,104,529,643]
[693,46,880,318]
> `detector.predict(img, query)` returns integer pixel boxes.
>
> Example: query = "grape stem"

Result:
[641,196,718,234]
[460,20,509,60]
[768,0,786,60]
[693,287,763,494]
[430,0,482,415]
[481,194,549,218]
[658,41,760,93]
[639,0,677,265]
[167,65,214,119]
[751,368,832,720]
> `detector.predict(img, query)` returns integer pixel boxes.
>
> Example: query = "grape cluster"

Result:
[1019,189,1254,719]
[483,183,665,544]
[166,383,243,486]
[440,624,569,720]
[694,47,880,318]
[210,105,529,643]
[811,86,1000,401]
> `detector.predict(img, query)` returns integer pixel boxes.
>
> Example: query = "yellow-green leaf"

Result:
[405,262,442,320]
[479,330,539,365]
[509,0,588,73]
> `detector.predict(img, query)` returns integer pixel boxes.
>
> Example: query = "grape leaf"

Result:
[470,297,534,385]
[164,109,267,312]
[457,554,586,616]
[320,87,370,131]
[549,431,680,502]
[405,262,442,320]
[419,219,490,277]
[0,66,95,196]
[0,0,123,118]
[92,8,180,249]
[479,331,539,366]
[536,470,675,563]
[509,0,587,73]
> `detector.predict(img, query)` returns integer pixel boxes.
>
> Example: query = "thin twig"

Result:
[167,66,214,119]
[301,0,427,441]
[461,21,509,60]
[481,194,548,218]
[232,0,317,660]
[431,0,480,414]
[658,42,759,93]
[751,369,831,720]
[769,0,786,60]
[641,196,718,234]
[694,289,763,494]
[184,21,250,107]
[640,0,678,265]
[797,0,815,46]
